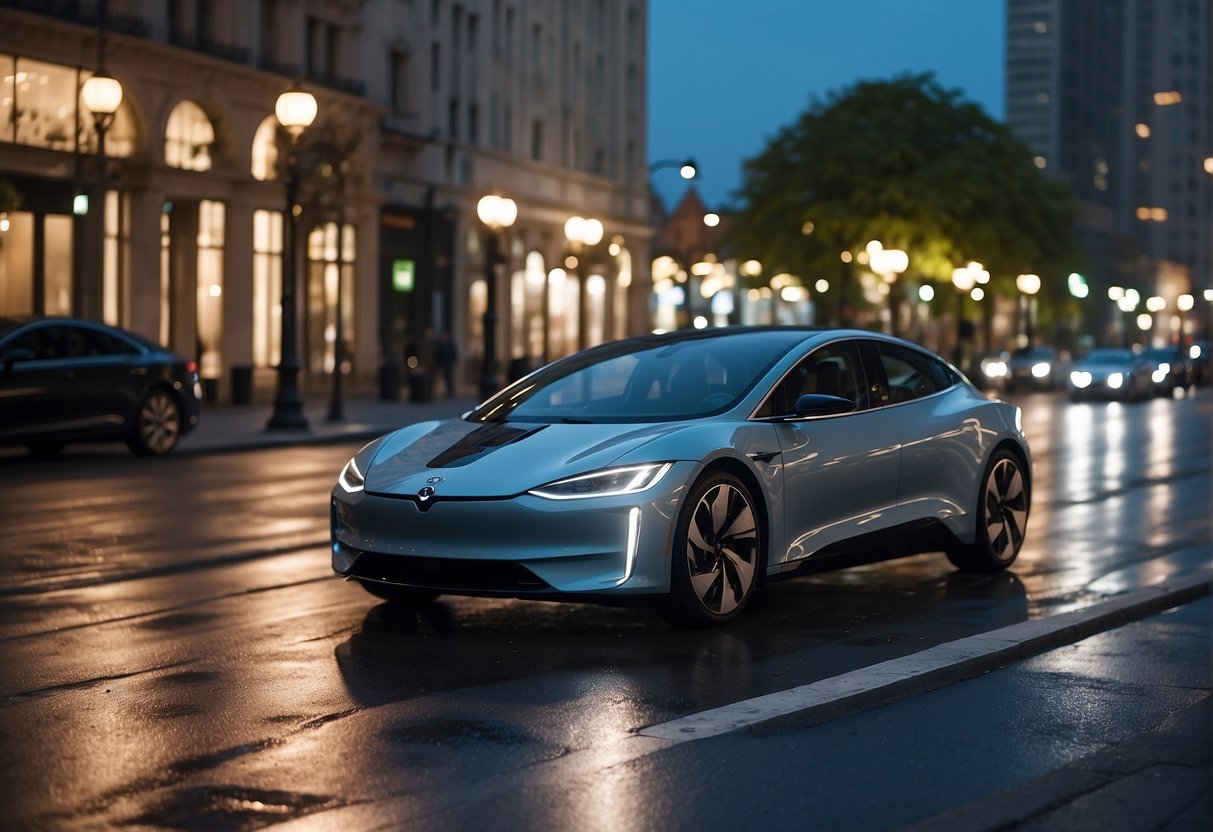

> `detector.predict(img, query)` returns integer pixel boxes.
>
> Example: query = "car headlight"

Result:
[1152,364,1169,384]
[1070,371,1092,389]
[338,457,366,493]
[1031,361,1051,378]
[1107,372,1124,389]
[529,463,673,500]
[983,360,1007,378]
[1190,345,1202,360]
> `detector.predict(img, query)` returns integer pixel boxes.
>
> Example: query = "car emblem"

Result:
[426,476,445,484]
[417,486,436,501]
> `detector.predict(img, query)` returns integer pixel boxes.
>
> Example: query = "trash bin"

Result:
[378,361,401,400]
[408,370,433,403]
[201,377,219,404]
[230,365,253,405]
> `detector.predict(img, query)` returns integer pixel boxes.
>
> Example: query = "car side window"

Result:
[5,325,70,361]
[757,341,868,417]
[70,326,140,357]
[878,342,952,403]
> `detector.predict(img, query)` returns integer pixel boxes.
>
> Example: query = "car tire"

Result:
[663,471,762,626]
[358,580,442,606]
[127,388,182,456]
[947,449,1029,572]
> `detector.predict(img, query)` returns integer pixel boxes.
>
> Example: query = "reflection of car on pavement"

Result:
[332,327,1031,626]
[1005,346,1060,392]
[1067,348,1154,402]
[0,316,202,456]
[1141,346,1193,396]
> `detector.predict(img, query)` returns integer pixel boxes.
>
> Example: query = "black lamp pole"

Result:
[267,135,308,429]
[480,228,501,401]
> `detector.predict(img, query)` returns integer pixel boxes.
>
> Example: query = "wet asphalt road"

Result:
[0,388,1208,830]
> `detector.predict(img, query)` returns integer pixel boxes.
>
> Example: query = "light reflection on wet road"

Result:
[0,388,1208,828]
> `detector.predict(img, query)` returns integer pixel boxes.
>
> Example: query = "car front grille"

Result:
[345,550,552,593]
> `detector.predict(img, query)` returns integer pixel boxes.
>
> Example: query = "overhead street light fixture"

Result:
[477,194,518,399]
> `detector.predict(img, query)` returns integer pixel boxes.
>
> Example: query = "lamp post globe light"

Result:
[868,241,908,335]
[477,194,518,400]
[951,262,983,366]
[1016,273,1041,345]
[564,215,603,350]
[266,85,317,430]
[81,74,122,321]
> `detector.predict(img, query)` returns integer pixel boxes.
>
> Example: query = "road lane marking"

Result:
[639,570,1212,741]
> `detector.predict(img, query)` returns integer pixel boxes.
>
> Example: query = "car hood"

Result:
[364,418,694,497]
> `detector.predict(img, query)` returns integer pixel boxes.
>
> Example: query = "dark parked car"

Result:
[0,316,202,456]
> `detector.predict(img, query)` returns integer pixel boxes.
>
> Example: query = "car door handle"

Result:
[747,450,781,464]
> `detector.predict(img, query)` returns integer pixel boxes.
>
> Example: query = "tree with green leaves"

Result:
[728,73,1083,333]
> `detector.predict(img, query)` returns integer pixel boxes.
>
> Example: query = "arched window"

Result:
[165,100,214,171]
[510,250,547,362]
[613,246,633,340]
[251,115,279,181]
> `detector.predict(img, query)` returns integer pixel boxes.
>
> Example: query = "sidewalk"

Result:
[176,391,479,454]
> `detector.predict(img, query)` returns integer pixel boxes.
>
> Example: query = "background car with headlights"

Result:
[1066,348,1153,401]
[331,328,1031,626]
[0,316,202,456]
[1005,346,1061,392]
[1141,346,1193,396]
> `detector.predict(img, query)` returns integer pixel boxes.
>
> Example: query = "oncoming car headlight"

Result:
[530,463,673,500]
[1070,371,1092,389]
[1107,372,1124,389]
[338,457,366,493]
[1031,361,1051,378]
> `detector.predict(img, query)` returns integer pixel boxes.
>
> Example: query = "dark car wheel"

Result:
[358,580,442,606]
[127,388,182,456]
[947,449,1029,572]
[664,471,762,626]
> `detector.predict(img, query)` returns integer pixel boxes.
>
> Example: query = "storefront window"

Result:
[195,200,225,379]
[159,210,171,347]
[547,267,579,359]
[510,250,546,362]
[251,116,279,181]
[252,209,283,367]
[0,55,14,143]
[13,58,77,150]
[613,247,632,340]
[44,214,73,315]
[0,211,34,315]
[103,191,129,326]
[585,273,606,347]
[306,222,356,374]
[165,100,215,171]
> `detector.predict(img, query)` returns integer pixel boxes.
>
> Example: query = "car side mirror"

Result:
[0,347,35,373]
[785,393,858,419]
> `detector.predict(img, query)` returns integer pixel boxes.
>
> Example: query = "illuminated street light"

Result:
[267,84,318,430]
[951,263,981,366]
[1016,273,1041,344]
[80,73,123,322]
[868,241,909,336]
[565,214,603,349]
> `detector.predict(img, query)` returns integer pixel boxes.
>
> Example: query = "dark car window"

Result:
[68,326,141,357]
[3,325,71,360]
[878,342,955,403]
[756,340,868,418]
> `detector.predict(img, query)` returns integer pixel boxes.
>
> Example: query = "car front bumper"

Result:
[330,461,699,597]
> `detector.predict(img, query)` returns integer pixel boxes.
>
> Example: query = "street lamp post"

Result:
[564,215,604,350]
[649,158,698,180]
[80,73,122,321]
[1176,293,1194,346]
[1015,273,1041,346]
[1116,289,1141,348]
[266,85,318,430]
[477,194,517,400]
[868,241,908,336]
[951,262,985,367]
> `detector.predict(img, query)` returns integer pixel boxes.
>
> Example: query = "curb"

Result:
[639,571,1212,741]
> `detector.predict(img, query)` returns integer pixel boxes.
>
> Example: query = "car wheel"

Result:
[664,471,762,626]
[127,388,182,456]
[358,580,442,606]
[947,450,1028,572]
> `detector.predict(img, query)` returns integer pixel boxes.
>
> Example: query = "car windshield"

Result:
[1141,348,1175,361]
[1083,349,1134,365]
[1011,347,1053,360]
[469,330,807,424]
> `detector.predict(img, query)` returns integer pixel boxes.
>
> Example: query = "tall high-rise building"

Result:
[1006,0,1212,341]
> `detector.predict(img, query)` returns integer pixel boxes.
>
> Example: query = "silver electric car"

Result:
[331,328,1031,625]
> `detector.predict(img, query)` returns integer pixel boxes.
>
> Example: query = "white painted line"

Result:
[640,570,1212,741]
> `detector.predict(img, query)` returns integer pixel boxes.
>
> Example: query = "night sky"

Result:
[647,0,1006,210]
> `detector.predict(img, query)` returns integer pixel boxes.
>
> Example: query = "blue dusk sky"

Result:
[647,0,1007,210]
